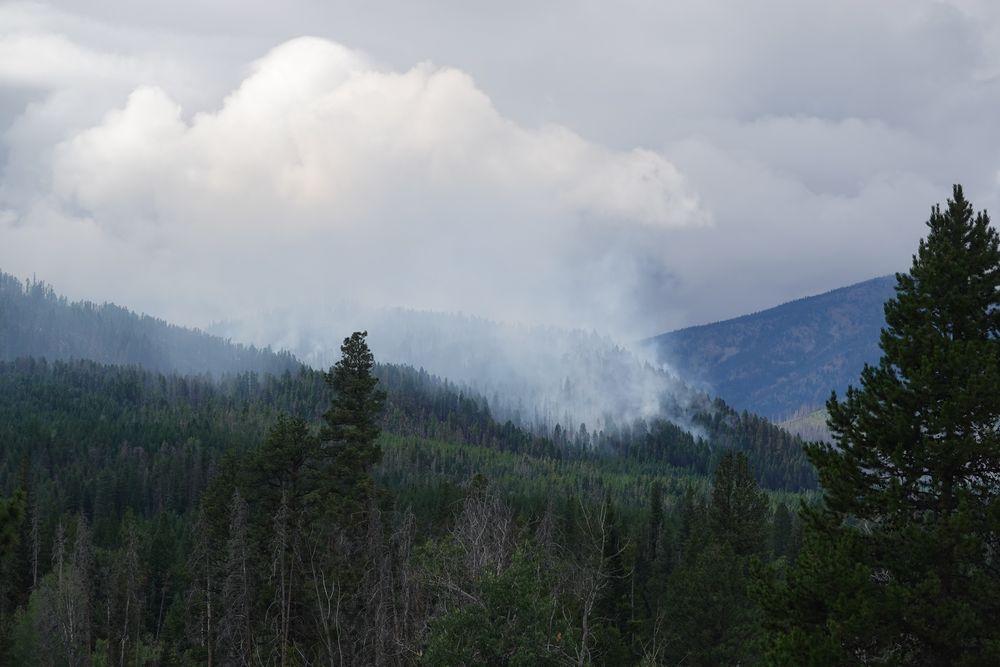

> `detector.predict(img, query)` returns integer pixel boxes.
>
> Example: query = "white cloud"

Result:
[1,32,706,333]
[4,0,1000,338]
[52,38,704,231]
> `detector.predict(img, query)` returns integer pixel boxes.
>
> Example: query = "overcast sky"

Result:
[3,0,1000,338]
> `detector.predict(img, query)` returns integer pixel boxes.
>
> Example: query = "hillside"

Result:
[212,305,695,433]
[0,270,813,490]
[0,356,809,664]
[0,271,297,376]
[0,274,815,664]
[779,408,832,442]
[647,275,895,419]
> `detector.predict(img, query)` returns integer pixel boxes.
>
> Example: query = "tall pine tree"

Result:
[313,331,386,663]
[318,330,386,520]
[765,185,1000,664]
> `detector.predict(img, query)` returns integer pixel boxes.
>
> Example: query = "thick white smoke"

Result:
[210,305,700,433]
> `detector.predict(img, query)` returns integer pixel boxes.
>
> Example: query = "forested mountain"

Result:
[0,269,814,494]
[0,272,297,376]
[0,272,816,663]
[0,354,809,663]
[0,357,814,509]
[647,275,895,419]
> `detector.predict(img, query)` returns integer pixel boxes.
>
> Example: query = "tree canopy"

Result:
[765,185,1000,664]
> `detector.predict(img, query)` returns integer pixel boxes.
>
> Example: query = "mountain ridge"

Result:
[647,275,896,419]
[0,271,298,376]
[0,267,816,490]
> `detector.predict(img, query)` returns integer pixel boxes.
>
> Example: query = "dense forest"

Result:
[0,342,806,664]
[1,186,999,664]
[0,280,811,663]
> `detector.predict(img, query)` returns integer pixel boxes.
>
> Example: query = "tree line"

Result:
[0,335,804,663]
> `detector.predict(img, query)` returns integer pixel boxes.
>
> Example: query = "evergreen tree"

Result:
[666,540,760,665]
[0,488,26,616]
[318,330,387,518]
[647,480,664,559]
[765,185,1000,664]
[771,502,793,559]
[665,453,768,665]
[422,547,564,666]
[708,451,768,558]
[218,490,252,665]
[309,331,387,663]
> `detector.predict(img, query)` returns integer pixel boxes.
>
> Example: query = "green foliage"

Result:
[422,547,565,666]
[318,331,387,518]
[663,454,769,665]
[0,288,817,664]
[666,541,762,665]
[766,185,1000,664]
[771,501,794,559]
[4,589,42,664]
[708,451,769,557]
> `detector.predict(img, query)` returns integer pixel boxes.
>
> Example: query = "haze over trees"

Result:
[0,328,803,663]
[0,272,297,377]
[0,186,998,664]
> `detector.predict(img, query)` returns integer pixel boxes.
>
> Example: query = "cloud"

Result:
[4,0,1000,339]
[53,38,702,230]
[1,32,706,333]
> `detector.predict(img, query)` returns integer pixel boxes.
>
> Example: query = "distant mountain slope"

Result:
[647,275,896,419]
[779,408,832,442]
[0,271,297,376]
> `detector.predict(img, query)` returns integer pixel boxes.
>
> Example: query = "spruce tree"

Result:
[319,330,386,517]
[765,185,1000,664]
[708,451,768,558]
[314,331,386,663]
[666,453,768,665]
[771,502,793,559]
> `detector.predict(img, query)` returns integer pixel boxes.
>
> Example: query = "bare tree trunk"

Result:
[206,569,213,667]
[305,544,342,667]
[116,521,142,667]
[220,489,253,666]
[269,492,292,667]
[188,505,216,667]
[40,517,95,667]
[72,515,94,665]
[569,498,628,667]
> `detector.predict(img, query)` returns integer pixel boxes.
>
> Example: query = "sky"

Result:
[3,0,1000,339]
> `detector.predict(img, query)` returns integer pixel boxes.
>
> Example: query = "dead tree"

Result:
[218,489,253,666]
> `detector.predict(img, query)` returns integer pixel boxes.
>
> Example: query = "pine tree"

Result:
[765,185,1000,664]
[647,480,664,559]
[0,488,26,617]
[771,502,793,559]
[247,416,318,662]
[708,451,768,558]
[318,330,387,519]
[666,453,768,665]
[218,490,252,665]
[309,331,386,663]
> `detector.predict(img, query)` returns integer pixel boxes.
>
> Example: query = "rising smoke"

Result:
[210,304,704,434]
